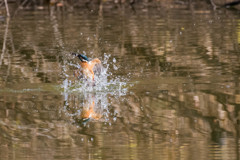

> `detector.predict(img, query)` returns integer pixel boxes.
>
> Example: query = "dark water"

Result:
[1,4,240,160]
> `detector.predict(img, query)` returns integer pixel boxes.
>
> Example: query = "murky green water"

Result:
[1,3,240,160]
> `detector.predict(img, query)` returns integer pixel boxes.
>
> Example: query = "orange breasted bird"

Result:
[72,53,101,81]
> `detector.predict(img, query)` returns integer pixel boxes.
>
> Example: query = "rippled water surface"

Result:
[1,3,240,160]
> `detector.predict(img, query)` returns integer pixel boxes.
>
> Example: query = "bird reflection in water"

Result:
[63,93,108,125]
[78,99,102,123]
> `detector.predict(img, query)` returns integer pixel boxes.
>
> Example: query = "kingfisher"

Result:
[72,53,101,81]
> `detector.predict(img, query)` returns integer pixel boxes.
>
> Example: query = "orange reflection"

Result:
[80,101,102,121]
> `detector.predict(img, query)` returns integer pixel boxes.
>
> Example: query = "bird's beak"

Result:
[72,53,83,62]
[72,52,78,57]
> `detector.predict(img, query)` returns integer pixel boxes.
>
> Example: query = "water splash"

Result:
[61,53,129,95]
[60,53,130,124]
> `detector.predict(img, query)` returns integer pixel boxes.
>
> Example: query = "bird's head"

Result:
[77,54,89,62]
[72,53,89,62]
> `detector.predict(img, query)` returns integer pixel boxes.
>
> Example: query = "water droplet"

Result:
[113,65,118,70]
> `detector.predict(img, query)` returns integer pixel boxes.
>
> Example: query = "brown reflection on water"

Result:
[1,90,240,159]
[1,3,240,160]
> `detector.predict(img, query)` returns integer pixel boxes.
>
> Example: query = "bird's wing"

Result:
[91,58,102,75]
